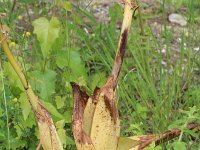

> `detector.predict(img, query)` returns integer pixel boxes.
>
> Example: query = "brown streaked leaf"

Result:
[87,77,120,149]
[28,97,63,150]
[70,82,95,149]
[117,123,200,150]
[89,91,120,150]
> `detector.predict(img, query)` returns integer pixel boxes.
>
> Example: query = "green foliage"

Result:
[3,62,23,91]
[172,141,187,150]
[19,92,31,120]
[30,70,57,101]
[32,17,61,58]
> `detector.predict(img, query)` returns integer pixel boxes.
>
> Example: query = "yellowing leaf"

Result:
[32,17,61,57]
[117,136,141,150]
[83,97,96,135]
[19,92,31,120]
[89,93,120,150]
[83,87,100,135]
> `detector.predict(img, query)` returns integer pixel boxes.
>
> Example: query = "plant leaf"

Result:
[19,92,31,120]
[117,136,141,150]
[55,96,65,109]
[32,17,61,57]
[30,69,56,101]
[70,82,95,150]
[56,49,87,78]
[42,101,64,119]
[172,141,187,150]
[3,62,23,90]
[89,92,120,150]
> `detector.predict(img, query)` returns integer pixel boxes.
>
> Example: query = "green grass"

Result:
[0,0,200,149]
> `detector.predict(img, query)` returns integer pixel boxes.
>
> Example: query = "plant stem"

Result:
[0,31,28,89]
[111,0,138,89]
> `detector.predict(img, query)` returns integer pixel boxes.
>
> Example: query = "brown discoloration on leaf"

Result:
[91,86,101,104]
[71,82,89,120]
[100,76,119,123]
[104,95,119,123]
[111,28,129,89]
[137,123,200,149]
[118,28,128,62]
[70,82,93,145]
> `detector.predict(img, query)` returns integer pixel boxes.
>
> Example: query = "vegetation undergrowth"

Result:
[0,0,199,149]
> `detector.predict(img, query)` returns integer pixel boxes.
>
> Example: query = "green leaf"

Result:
[90,72,107,91]
[30,70,56,101]
[55,96,65,109]
[66,136,75,145]
[63,110,72,123]
[21,112,36,128]
[64,1,72,12]
[42,101,64,119]
[57,128,67,147]
[172,141,187,150]
[32,17,61,57]
[56,120,65,129]
[19,92,31,120]
[56,49,87,78]
[14,125,23,138]
[3,62,23,91]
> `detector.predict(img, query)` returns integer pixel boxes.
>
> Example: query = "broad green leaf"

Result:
[19,92,31,120]
[30,70,56,101]
[63,110,72,123]
[90,72,107,91]
[32,17,61,57]
[57,128,67,147]
[10,138,27,150]
[14,125,23,138]
[172,141,187,150]
[56,49,87,78]
[3,62,23,91]
[55,96,65,109]
[42,101,64,119]
[55,50,68,69]
[21,112,36,128]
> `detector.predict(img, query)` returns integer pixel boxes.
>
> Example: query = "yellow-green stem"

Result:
[0,32,28,89]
